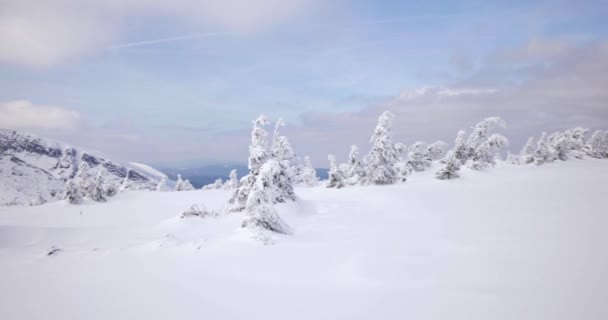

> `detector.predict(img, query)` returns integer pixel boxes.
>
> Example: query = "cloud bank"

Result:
[0,100,82,131]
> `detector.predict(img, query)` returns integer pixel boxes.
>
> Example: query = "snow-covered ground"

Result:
[0,160,607,320]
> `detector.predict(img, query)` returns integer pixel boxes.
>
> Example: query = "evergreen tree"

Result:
[182,179,195,191]
[469,134,509,170]
[156,177,168,192]
[224,169,239,189]
[534,132,551,165]
[88,170,107,202]
[299,156,318,187]
[326,154,345,188]
[363,111,399,185]
[407,142,431,172]
[436,151,460,180]
[550,132,569,161]
[228,115,271,212]
[269,118,296,203]
[519,137,536,164]
[63,179,83,204]
[584,130,604,158]
[242,160,291,234]
[345,145,364,185]
[427,141,446,160]
[465,117,505,156]
[203,179,223,190]
[175,174,185,191]
[452,130,468,164]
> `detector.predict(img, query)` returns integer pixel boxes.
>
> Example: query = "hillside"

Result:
[0,159,606,320]
[0,129,161,205]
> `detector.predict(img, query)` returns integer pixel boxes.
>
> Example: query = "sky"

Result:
[1,0,607,167]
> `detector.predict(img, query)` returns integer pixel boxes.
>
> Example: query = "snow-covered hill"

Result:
[0,159,606,320]
[0,129,161,206]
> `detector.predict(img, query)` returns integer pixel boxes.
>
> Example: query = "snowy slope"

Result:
[0,159,606,320]
[0,129,162,205]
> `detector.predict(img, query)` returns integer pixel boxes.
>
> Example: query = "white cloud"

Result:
[0,0,322,67]
[0,100,82,131]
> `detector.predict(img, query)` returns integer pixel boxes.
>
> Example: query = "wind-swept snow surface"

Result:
[0,160,607,320]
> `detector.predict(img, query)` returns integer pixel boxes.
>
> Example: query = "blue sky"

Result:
[1,0,607,166]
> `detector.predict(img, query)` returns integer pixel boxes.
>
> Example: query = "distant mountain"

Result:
[160,164,329,189]
[0,129,162,206]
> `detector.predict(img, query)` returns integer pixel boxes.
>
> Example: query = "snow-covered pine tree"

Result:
[549,132,569,161]
[584,130,604,158]
[326,154,345,188]
[299,156,318,187]
[182,179,195,191]
[156,177,167,191]
[224,169,239,189]
[203,179,223,190]
[392,142,409,183]
[63,179,83,204]
[519,137,536,165]
[363,111,399,185]
[269,118,296,203]
[88,169,107,202]
[452,130,468,164]
[175,174,185,191]
[564,127,588,158]
[464,117,506,164]
[469,133,509,170]
[436,151,460,180]
[427,141,446,161]
[228,115,271,213]
[241,159,291,234]
[345,145,364,185]
[534,132,551,165]
[407,142,431,172]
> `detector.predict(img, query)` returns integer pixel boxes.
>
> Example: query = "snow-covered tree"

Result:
[564,127,588,158]
[175,174,185,191]
[156,177,168,192]
[63,179,83,204]
[549,132,569,161]
[427,141,446,160]
[534,132,551,165]
[344,145,364,185]
[407,142,431,172]
[88,170,107,202]
[269,118,296,203]
[299,156,318,187]
[363,111,399,185]
[182,179,195,191]
[464,117,508,169]
[203,179,223,190]
[469,133,509,170]
[229,115,271,213]
[393,143,409,182]
[518,137,536,165]
[465,117,506,158]
[452,130,468,164]
[436,151,460,180]
[585,130,604,158]
[326,154,345,188]
[224,169,239,189]
[242,160,291,234]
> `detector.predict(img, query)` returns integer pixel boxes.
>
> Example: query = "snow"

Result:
[128,162,168,179]
[0,159,607,320]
